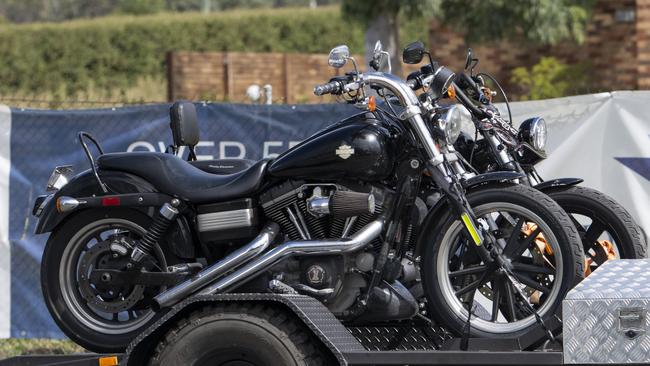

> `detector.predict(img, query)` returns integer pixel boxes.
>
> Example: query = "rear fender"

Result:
[35,169,158,234]
[36,169,197,259]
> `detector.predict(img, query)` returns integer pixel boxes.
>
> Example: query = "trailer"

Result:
[1,259,648,366]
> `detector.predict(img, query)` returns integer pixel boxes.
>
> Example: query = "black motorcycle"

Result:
[33,44,584,355]
[404,43,645,274]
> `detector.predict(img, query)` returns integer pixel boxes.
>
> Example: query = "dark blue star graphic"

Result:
[615,135,650,182]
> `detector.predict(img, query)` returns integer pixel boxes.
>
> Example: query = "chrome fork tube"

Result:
[486,134,515,168]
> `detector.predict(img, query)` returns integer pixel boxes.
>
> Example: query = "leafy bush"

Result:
[116,0,166,15]
[0,6,428,96]
[511,57,591,100]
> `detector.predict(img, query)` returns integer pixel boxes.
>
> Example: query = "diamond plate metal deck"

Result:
[348,325,452,351]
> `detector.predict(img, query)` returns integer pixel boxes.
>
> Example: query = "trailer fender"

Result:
[123,294,359,366]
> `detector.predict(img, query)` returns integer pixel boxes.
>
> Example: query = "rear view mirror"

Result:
[465,48,474,70]
[328,45,350,68]
[403,41,425,64]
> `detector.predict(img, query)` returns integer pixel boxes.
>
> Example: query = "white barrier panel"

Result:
[0,104,11,337]
[497,91,650,238]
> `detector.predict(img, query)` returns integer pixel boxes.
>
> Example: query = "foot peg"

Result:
[168,262,203,275]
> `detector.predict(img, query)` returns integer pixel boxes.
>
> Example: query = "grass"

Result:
[0,338,84,359]
[0,75,167,109]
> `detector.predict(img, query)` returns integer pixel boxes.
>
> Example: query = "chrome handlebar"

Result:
[358,72,445,166]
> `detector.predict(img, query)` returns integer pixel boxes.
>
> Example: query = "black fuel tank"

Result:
[269,112,398,181]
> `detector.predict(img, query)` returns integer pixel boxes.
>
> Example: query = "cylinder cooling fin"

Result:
[259,181,384,243]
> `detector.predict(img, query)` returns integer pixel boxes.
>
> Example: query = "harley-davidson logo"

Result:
[307,265,325,285]
[335,144,355,159]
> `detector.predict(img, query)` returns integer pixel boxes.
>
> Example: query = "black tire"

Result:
[544,185,646,269]
[41,208,169,353]
[421,184,584,339]
[149,303,334,366]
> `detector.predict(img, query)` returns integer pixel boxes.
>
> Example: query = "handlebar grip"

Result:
[452,82,488,119]
[459,73,482,95]
[406,70,423,90]
[406,79,418,90]
[459,72,489,104]
[314,81,342,96]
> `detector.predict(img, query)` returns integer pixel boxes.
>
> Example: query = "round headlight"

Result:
[518,117,547,151]
[438,105,471,144]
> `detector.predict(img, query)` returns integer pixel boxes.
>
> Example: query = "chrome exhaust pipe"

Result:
[197,218,384,296]
[152,222,279,311]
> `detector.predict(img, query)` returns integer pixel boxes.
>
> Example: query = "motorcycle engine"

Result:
[259,180,385,314]
[259,180,384,243]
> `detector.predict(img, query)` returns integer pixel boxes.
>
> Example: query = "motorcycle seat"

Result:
[189,159,255,175]
[97,152,268,204]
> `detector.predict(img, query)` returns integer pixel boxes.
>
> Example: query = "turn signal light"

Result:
[56,196,80,213]
[447,84,456,100]
[368,95,376,112]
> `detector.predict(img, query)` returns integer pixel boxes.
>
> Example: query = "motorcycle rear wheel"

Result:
[544,185,646,273]
[41,208,171,353]
[421,184,584,340]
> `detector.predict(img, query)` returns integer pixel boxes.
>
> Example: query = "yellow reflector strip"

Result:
[99,356,119,366]
[461,213,482,246]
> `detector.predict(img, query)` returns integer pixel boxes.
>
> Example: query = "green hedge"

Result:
[0,7,429,95]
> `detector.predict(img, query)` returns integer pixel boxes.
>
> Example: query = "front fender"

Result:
[415,180,522,257]
[462,171,525,189]
[534,178,583,191]
[35,169,157,234]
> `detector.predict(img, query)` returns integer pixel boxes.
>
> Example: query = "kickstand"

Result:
[460,290,477,351]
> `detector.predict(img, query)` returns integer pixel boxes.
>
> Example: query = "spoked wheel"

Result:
[42,209,169,353]
[544,186,647,274]
[421,184,584,339]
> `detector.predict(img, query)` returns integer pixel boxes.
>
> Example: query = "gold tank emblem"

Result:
[335,144,355,159]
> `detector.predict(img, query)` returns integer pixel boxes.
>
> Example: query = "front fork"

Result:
[408,111,497,265]
[426,162,497,266]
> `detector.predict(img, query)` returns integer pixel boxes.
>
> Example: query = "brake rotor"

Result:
[78,241,144,314]
[585,239,618,276]
[524,222,554,297]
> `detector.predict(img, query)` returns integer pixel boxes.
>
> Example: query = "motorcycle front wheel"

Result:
[544,185,646,273]
[421,184,584,340]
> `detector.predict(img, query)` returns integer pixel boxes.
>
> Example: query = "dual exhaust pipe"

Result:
[152,218,384,311]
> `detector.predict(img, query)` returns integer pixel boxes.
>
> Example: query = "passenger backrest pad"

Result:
[170,101,200,148]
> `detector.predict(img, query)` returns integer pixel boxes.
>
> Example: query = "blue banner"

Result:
[9,102,357,338]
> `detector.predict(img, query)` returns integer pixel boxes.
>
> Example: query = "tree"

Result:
[342,0,593,76]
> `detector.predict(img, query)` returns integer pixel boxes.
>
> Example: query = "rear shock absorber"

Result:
[129,201,179,266]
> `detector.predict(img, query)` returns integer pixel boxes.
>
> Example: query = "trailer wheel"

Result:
[149,302,334,366]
